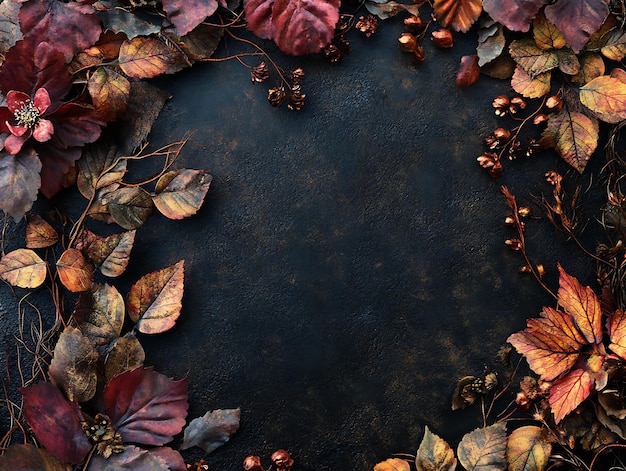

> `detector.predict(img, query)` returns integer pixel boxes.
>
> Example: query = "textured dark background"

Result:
[0,13,604,471]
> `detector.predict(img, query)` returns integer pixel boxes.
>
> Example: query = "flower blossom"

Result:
[3,88,55,155]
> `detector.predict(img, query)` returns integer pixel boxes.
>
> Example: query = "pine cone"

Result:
[287,85,306,111]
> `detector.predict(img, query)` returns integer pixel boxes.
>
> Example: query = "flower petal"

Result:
[4,132,30,155]
[33,119,54,142]
[6,91,31,114]
[6,122,29,137]
[33,88,51,114]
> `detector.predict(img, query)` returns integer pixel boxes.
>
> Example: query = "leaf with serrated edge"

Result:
[433,0,481,33]
[507,425,551,471]
[557,264,602,344]
[549,368,594,423]
[544,0,609,53]
[26,215,59,249]
[75,283,125,349]
[541,110,598,173]
[511,66,551,98]
[415,425,457,471]
[0,248,47,288]
[580,75,626,124]
[153,169,212,220]
[181,408,241,453]
[105,333,145,382]
[509,38,558,78]
[119,36,181,79]
[374,458,412,471]
[56,248,93,292]
[482,0,546,32]
[127,260,184,334]
[457,422,507,471]
[533,11,566,50]
[608,309,626,360]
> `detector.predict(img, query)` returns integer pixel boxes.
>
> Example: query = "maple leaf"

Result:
[482,0,547,32]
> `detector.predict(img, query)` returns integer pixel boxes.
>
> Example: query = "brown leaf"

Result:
[104,332,145,382]
[556,49,580,76]
[509,38,558,78]
[533,11,566,50]
[611,67,626,84]
[607,309,626,360]
[541,109,598,173]
[181,408,241,452]
[48,326,99,403]
[600,29,626,61]
[433,0,482,33]
[580,74,626,124]
[75,283,125,350]
[374,458,411,471]
[153,169,212,220]
[108,186,154,230]
[175,23,224,61]
[0,248,47,288]
[415,425,457,471]
[78,140,126,200]
[0,443,67,471]
[0,148,42,221]
[571,52,605,85]
[365,1,422,20]
[119,36,182,79]
[506,425,551,471]
[126,260,185,334]
[456,54,480,87]
[56,248,94,292]
[511,66,551,99]
[88,67,131,122]
[26,214,59,249]
[86,230,136,277]
[457,422,507,471]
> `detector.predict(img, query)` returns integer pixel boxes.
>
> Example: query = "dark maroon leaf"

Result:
[162,0,219,37]
[150,447,187,471]
[36,144,82,199]
[104,367,189,446]
[0,148,41,221]
[482,0,547,32]
[87,445,169,470]
[456,54,480,87]
[244,0,273,38]
[544,0,609,53]
[49,103,106,150]
[20,382,92,465]
[0,443,67,471]
[18,0,102,62]
[176,24,225,61]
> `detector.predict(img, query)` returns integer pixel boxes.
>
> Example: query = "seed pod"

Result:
[546,95,562,112]
[412,45,425,63]
[398,33,417,52]
[271,449,294,470]
[505,238,522,250]
[291,68,305,85]
[287,85,306,111]
[431,29,454,48]
[267,86,286,107]
[504,216,515,225]
[243,455,264,471]
[533,113,549,125]
[404,15,423,32]
[517,206,531,217]
[251,62,269,83]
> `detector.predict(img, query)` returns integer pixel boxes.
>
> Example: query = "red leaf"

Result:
[161,0,219,37]
[104,367,189,446]
[482,0,547,32]
[456,54,480,87]
[36,144,82,198]
[18,0,102,62]
[244,0,341,56]
[48,103,105,149]
[20,382,92,464]
[544,0,609,53]
[548,368,594,423]
[0,148,41,221]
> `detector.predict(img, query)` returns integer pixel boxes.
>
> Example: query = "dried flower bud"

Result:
[267,86,286,107]
[545,170,562,187]
[287,84,306,111]
[493,127,511,140]
[493,95,510,109]
[508,140,523,159]
[431,29,454,48]
[546,94,562,112]
[271,449,294,469]
[510,96,527,110]
[398,33,417,52]
[517,206,531,217]
[404,15,423,32]
[412,45,425,63]
[477,152,497,168]
[243,455,263,471]
[505,238,523,250]
[323,43,342,62]
[516,391,530,410]
[251,62,270,83]
[336,35,351,55]
[533,113,549,125]
[355,15,378,37]
[291,68,305,85]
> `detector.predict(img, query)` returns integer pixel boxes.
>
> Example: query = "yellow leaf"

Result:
[457,422,507,471]
[541,110,598,173]
[571,53,605,85]
[533,11,566,50]
[601,29,626,61]
[374,458,411,471]
[0,248,47,288]
[433,0,482,33]
[507,425,551,471]
[511,66,551,98]
[416,426,457,471]
[580,74,626,124]
[119,36,180,79]
[88,67,130,121]
[608,309,626,360]
[153,169,212,220]
[56,248,93,293]
[509,38,558,78]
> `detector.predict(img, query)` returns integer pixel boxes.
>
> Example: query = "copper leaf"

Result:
[26,214,59,249]
[433,0,482,33]
[56,248,94,292]
[75,283,125,350]
[580,74,626,124]
[506,425,551,471]
[104,332,146,382]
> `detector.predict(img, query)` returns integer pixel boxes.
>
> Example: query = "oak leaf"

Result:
[544,0,609,53]
[119,36,182,79]
[511,66,551,99]
[126,260,184,334]
[86,230,136,277]
[457,422,507,471]
[108,186,154,230]
[0,149,41,221]
[56,248,93,292]
[153,169,212,220]
[374,458,411,471]
[26,214,59,248]
[0,248,47,288]
[482,0,546,32]
[0,444,67,471]
[415,425,457,471]
[75,283,125,350]
[104,332,146,382]
[433,0,481,33]
[88,67,131,122]
[181,408,241,452]
[506,425,552,471]
[579,75,626,124]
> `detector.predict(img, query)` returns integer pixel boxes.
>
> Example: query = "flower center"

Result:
[13,100,40,129]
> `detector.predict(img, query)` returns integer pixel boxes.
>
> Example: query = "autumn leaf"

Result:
[75,283,125,350]
[244,0,341,56]
[26,214,59,248]
[506,425,552,471]
[415,425,457,471]
[56,248,93,292]
[88,67,131,122]
[374,458,411,471]
[571,53,605,85]
[509,39,558,78]
[433,0,481,33]
[181,408,241,452]
[108,186,154,230]
[162,0,220,37]
[556,49,580,76]
[557,264,602,344]
[0,149,41,221]
[104,367,189,446]
[0,1,22,63]
[607,309,626,360]
[456,55,480,87]
[541,109,598,173]
[457,422,507,471]
[544,0,609,53]
[99,7,163,40]
[118,36,182,79]
[126,260,184,334]
[580,75,626,124]
[600,29,626,61]
[0,443,67,471]
[477,22,505,67]
[86,230,136,277]
[48,326,99,403]
[104,333,146,382]
[549,368,594,423]
[87,445,172,471]
[0,248,47,288]
[20,382,92,464]
[511,66,551,99]
[533,11,566,50]
[173,23,224,61]
[482,0,546,32]
[364,1,422,20]
[153,169,212,220]
[78,140,126,200]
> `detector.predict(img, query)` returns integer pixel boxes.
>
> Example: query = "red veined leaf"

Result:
[20,382,92,465]
[161,0,220,37]
[104,367,189,446]
[0,444,67,471]
[557,264,602,344]
[544,0,609,53]
[26,214,59,248]
[433,0,482,33]
[482,0,547,32]
[608,309,626,360]
[548,368,594,423]
[0,148,41,221]
[56,248,94,292]
[0,248,47,288]
[118,36,182,79]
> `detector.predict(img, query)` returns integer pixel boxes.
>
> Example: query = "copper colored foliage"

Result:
[456,54,479,86]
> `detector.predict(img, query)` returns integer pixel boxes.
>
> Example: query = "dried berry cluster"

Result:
[243,449,294,471]
[251,62,307,110]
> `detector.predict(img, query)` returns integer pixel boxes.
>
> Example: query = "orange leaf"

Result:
[579,74,626,124]
[153,169,212,220]
[506,425,551,471]
[0,248,47,288]
[86,230,136,278]
[433,0,482,33]
[119,36,181,79]
[25,214,59,249]
[88,67,130,122]
[511,66,551,98]
[533,11,566,50]
[571,52,605,85]
[126,260,184,334]
[608,309,626,360]
[557,264,602,344]
[56,248,93,293]
[549,368,593,423]
[373,458,411,471]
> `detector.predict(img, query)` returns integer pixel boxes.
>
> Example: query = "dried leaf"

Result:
[415,425,457,471]
[365,1,422,20]
[477,24,505,67]
[571,52,605,85]
[48,326,99,402]
[0,148,41,221]
[181,408,241,452]
[544,0,609,53]
[433,0,481,33]
[87,445,170,471]
[108,186,154,230]
[511,66,551,99]
[600,29,626,61]
[119,36,182,79]
[20,382,92,465]
[56,248,94,292]
[175,23,224,61]
[541,109,598,173]
[509,38,558,78]
[104,332,146,382]
[374,458,412,471]
[78,140,126,200]
[506,425,552,471]
[0,1,22,63]
[482,0,546,32]
[556,49,580,76]
[456,55,480,87]
[88,67,131,122]
[75,283,125,349]
[99,8,163,40]
[86,230,136,277]
[533,11,565,50]
[26,214,59,248]
[104,367,189,446]
[557,264,602,344]
[126,260,184,334]
[162,0,219,37]
[549,368,594,423]
[153,169,212,219]
[607,309,626,360]
[457,422,507,471]
[0,248,47,289]
[580,75,626,124]
[0,443,67,471]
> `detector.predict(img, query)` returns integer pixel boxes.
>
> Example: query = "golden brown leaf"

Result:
[541,110,598,173]
[56,248,94,293]
[0,443,68,471]
[88,67,130,122]
[433,0,482,33]
[549,368,594,423]
[611,67,626,84]
[457,422,507,471]
[118,36,181,79]
[0,248,47,288]
[126,260,184,334]
[601,29,626,61]
[25,214,59,249]
[75,283,125,349]
[415,425,457,471]
[511,66,551,98]
[509,38,558,78]
[374,458,411,471]
[108,186,154,230]
[86,230,136,277]
[580,74,626,124]
[104,332,145,382]
[556,49,580,76]
[153,169,212,220]
[571,52,605,85]
[608,309,626,360]
[48,326,99,402]
[78,141,126,200]
[506,425,551,471]
[533,11,566,50]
